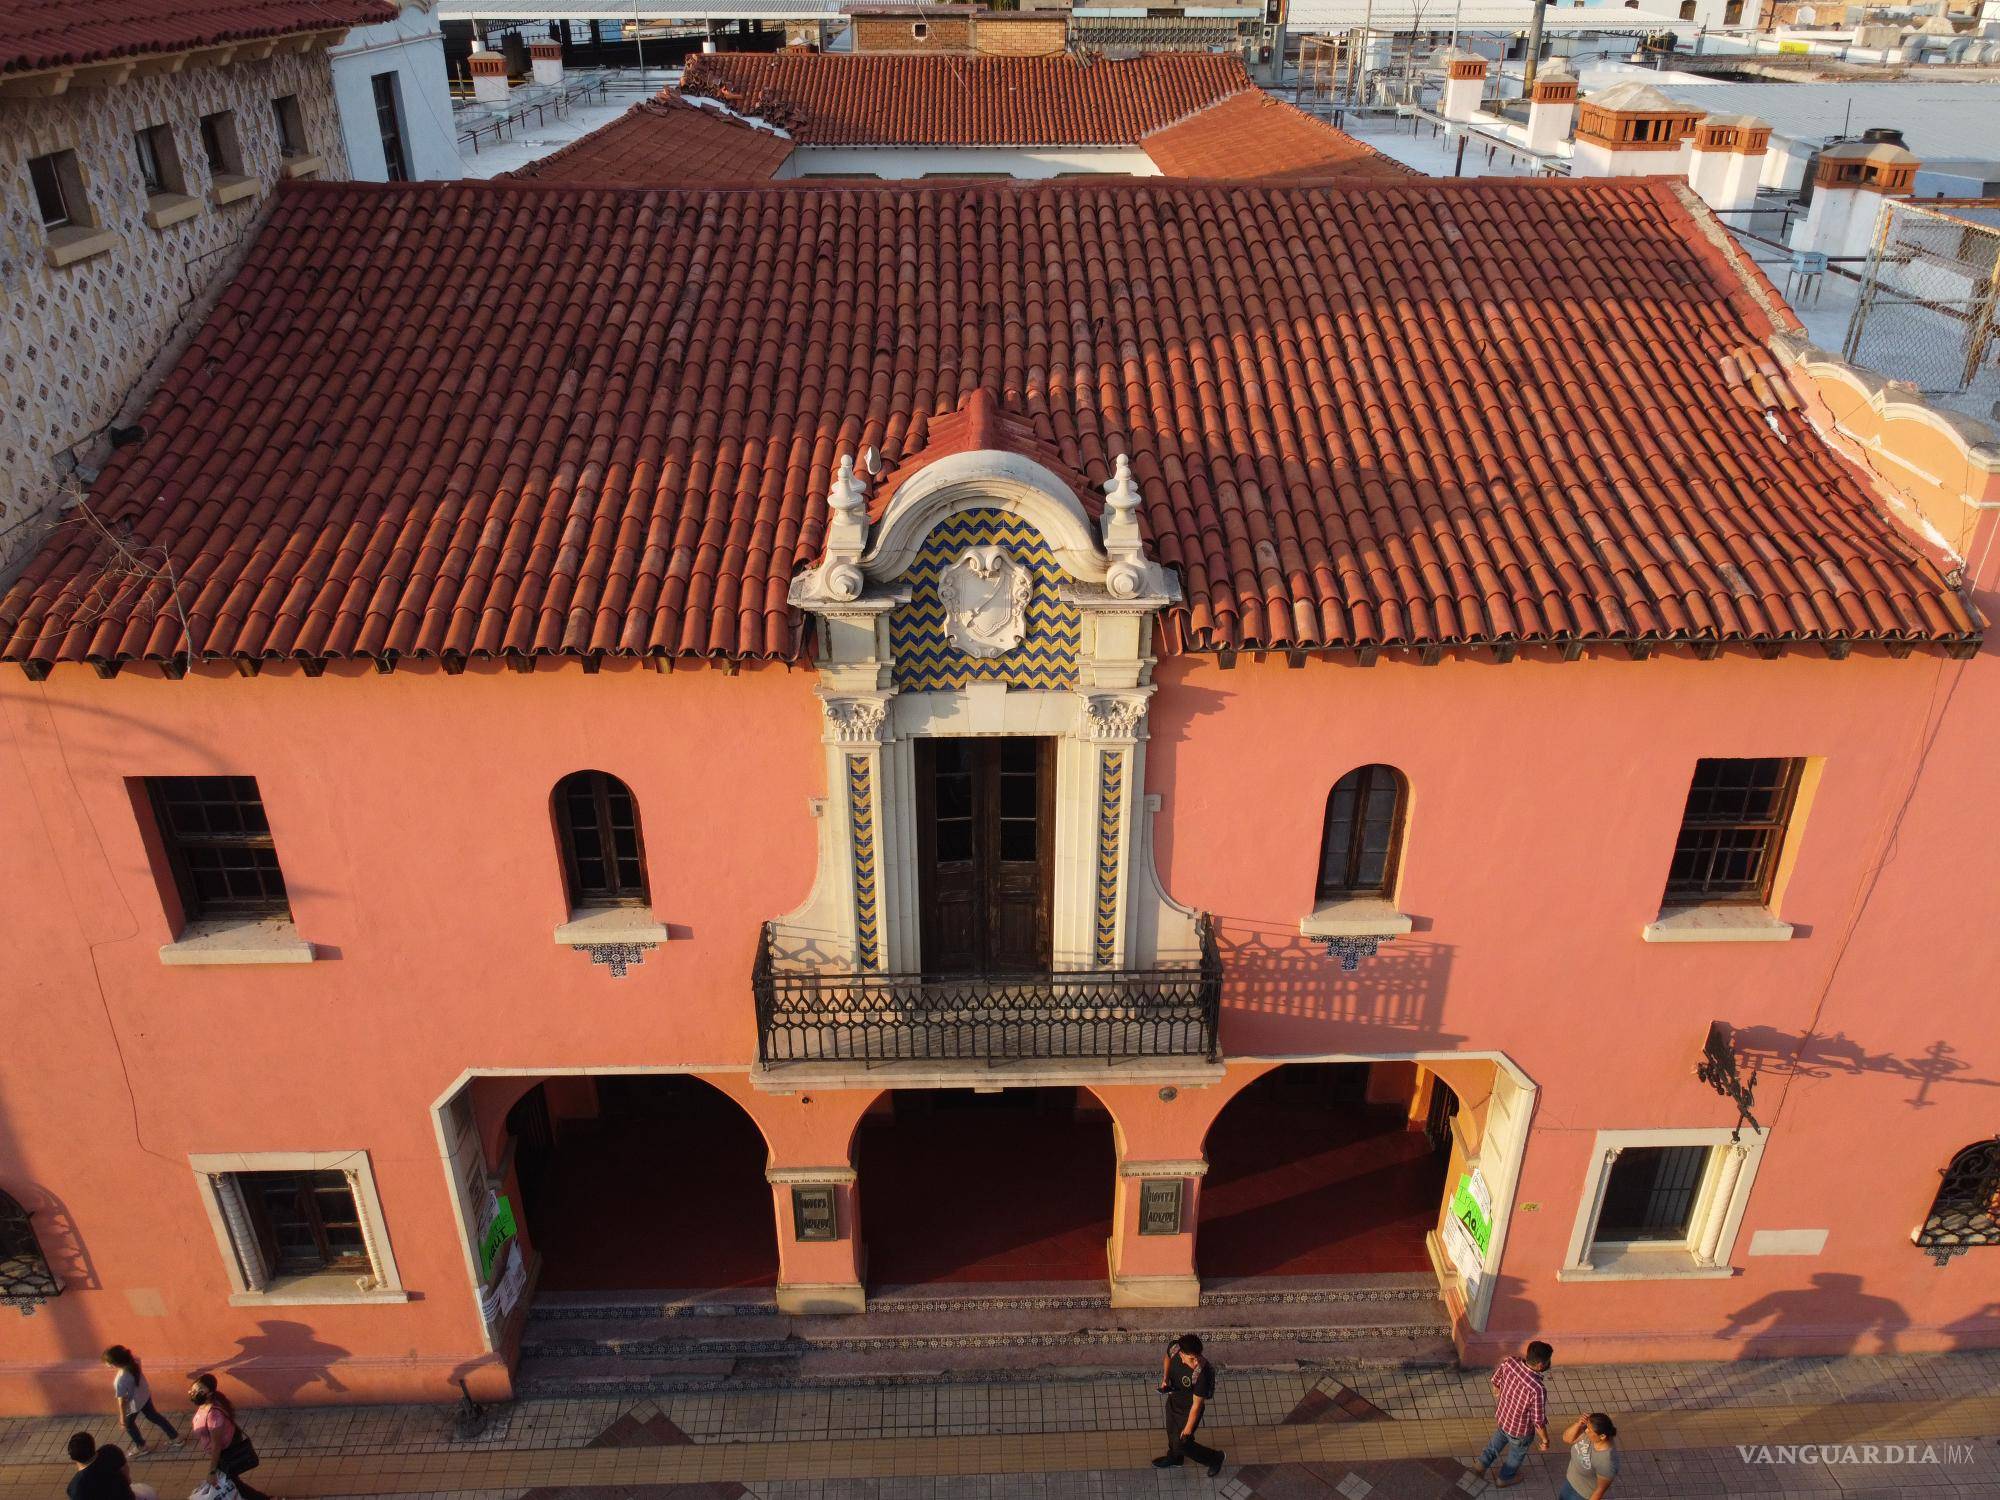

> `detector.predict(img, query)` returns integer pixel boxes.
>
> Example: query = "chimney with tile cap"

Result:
[1789,138,1919,258]
[1572,80,1703,179]
[467,42,510,109]
[1523,61,1577,154]
[530,41,564,87]
[1437,48,1488,124]
[1687,114,1770,214]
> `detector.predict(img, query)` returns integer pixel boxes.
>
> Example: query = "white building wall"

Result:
[0,50,346,583]
[1572,138,1691,178]
[778,145,1161,179]
[329,2,462,182]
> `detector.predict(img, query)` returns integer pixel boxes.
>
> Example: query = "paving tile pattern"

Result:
[678,53,1252,146]
[1139,91,1415,182]
[0,175,1978,671]
[507,95,795,185]
[0,0,397,76]
[3,1355,2000,1500]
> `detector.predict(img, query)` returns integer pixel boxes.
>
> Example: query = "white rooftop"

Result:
[1593,76,2000,159]
[1286,0,1704,31]
[439,0,920,17]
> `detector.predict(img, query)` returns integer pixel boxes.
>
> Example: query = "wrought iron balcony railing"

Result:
[753,917,1222,1067]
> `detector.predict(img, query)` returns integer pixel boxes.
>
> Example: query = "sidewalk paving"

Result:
[3,1350,1997,1499]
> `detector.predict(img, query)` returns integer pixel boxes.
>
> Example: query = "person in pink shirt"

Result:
[186,1375,271,1500]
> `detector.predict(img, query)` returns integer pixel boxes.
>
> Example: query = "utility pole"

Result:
[1521,0,1549,91]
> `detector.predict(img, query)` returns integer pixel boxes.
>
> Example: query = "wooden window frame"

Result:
[199,110,243,176]
[1664,757,1803,906]
[239,1169,370,1275]
[145,776,291,921]
[189,1151,407,1304]
[27,150,86,230]
[1315,764,1407,902]
[552,770,651,908]
[372,71,411,182]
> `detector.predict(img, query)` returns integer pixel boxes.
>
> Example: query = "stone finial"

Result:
[1100,453,1176,601]
[792,451,871,605]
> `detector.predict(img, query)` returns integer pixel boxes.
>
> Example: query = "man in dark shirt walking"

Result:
[1152,1333,1225,1476]
[66,1434,141,1500]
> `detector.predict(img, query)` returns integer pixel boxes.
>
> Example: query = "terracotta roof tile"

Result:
[1141,89,1417,182]
[679,51,1251,146]
[506,93,794,185]
[0,0,394,75]
[0,175,1975,673]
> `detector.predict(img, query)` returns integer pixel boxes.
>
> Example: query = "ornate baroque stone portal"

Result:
[779,430,1193,977]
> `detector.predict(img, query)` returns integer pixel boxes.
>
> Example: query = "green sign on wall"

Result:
[1449,1172,1493,1257]
[479,1194,518,1280]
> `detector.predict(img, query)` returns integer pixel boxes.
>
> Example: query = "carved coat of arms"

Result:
[938,546,1031,658]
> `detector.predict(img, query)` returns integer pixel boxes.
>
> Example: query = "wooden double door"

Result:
[915,736,1054,975]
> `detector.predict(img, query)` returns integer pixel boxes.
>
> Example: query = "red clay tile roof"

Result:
[1141,89,1416,182]
[0,0,395,76]
[679,51,1252,146]
[506,94,794,185]
[0,176,1976,673]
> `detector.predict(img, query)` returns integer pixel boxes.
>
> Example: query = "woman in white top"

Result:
[102,1347,178,1454]
[1559,1412,1620,1500]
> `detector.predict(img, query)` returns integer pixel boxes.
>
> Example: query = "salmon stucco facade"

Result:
[1,174,1999,1414]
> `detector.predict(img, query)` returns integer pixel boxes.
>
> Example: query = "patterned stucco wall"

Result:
[0,50,347,582]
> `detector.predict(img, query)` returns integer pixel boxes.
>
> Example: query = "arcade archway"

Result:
[856,1086,1116,1285]
[1198,1062,1452,1278]
[506,1074,778,1292]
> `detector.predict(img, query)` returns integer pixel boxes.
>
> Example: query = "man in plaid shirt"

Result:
[1473,1340,1553,1487]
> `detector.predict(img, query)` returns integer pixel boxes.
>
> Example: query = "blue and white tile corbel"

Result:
[555,907,670,977]
[1300,897,1414,970]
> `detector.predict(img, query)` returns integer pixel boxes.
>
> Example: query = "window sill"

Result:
[144,191,201,229]
[1557,1246,1735,1282]
[1300,897,1414,940]
[44,224,118,267]
[210,173,260,206]
[228,1274,407,1307]
[554,906,670,946]
[280,153,324,180]
[1642,904,1794,944]
[159,916,315,966]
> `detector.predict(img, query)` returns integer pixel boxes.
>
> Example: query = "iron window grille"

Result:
[0,1190,60,1306]
[1596,1144,1711,1242]
[237,1170,369,1275]
[1317,764,1406,900]
[754,916,1222,1066]
[553,770,650,907]
[27,153,73,229]
[1914,1137,2000,1265]
[147,776,291,920]
[1664,757,1802,904]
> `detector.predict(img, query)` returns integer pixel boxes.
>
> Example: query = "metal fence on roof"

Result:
[1844,199,2000,403]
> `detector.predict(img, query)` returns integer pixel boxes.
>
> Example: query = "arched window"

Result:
[0,1189,60,1305]
[1317,764,1407,901]
[1915,1137,2000,1265]
[552,771,649,907]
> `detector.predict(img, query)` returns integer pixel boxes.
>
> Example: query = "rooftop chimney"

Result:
[1437,48,1489,124]
[1524,62,1577,154]
[1789,138,1920,258]
[530,41,564,87]
[467,47,510,108]
[1687,114,1771,214]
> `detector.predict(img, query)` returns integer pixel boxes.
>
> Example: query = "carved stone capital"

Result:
[823,696,890,744]
[1082,693,1148,741]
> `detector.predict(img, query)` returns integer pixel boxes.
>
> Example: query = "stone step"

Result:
[514,1329,1456,1397]
[514,1275,1456,1395]
[527,1273,1441,1323]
